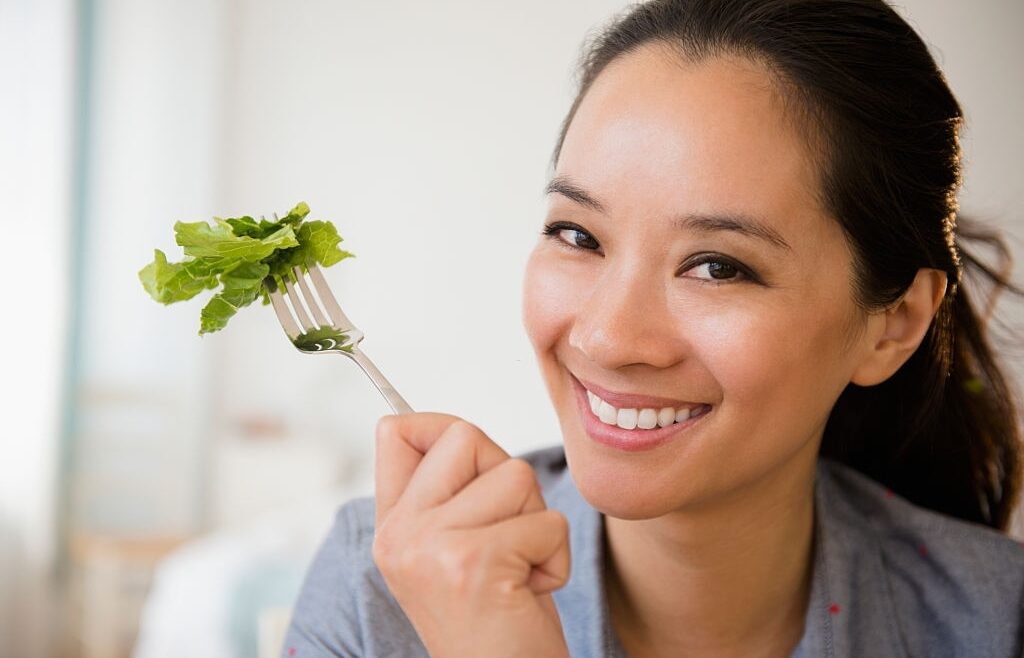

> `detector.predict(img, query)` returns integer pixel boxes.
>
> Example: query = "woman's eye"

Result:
[542,222,600,251]
[680,256,753,283]
[560,229,600,250]
[692,260,738,280]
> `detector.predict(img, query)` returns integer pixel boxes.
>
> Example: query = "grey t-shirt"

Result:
[282,445,1024,657]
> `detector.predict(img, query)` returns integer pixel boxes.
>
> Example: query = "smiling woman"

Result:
[282,1,1023,657]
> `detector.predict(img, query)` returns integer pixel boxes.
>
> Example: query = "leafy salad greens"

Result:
[139,202,353,334]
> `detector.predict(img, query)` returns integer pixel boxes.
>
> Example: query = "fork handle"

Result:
[348,347,415,415]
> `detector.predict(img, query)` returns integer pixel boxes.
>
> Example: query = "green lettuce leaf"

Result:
[139,202,353,335]
[199,261,270,334]
[266,220,353,283]
[139,249,219,304]
[174,219,299,270]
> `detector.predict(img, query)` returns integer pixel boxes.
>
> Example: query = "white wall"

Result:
[902,0,1024,226]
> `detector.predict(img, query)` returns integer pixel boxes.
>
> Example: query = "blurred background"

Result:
[1,0,1021,657]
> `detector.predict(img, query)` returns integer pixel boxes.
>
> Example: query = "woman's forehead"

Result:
[555,47,826,232]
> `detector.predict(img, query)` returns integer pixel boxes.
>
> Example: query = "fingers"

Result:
[374,413,509,528]
[407,510,571,599]
[374,412,561,596]
[397,419,510,511]
[436,457,547,529]
[474,509,572,596]
[375,412,460,527]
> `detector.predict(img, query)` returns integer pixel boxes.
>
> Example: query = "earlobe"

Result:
[850,268,948,387]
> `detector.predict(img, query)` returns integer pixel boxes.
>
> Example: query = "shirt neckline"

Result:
[547,456,908,658]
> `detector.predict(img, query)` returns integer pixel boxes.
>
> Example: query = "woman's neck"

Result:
[603,454,817,658]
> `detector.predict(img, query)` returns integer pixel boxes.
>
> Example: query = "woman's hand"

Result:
[371,412,572,658]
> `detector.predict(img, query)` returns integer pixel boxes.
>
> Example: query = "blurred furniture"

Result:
[68,534,189,658]
[131,473,372,658]
[258,608,293,658]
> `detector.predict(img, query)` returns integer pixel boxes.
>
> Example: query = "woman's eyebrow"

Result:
[675,214,793,252]
[545,175,792,252]
[545,176,607,213]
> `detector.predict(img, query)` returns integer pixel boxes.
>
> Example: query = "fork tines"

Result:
[267,264,356,340]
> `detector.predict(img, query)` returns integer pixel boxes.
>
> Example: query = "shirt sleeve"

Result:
[278,496,429,658]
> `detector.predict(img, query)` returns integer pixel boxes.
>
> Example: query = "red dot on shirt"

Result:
[918,544,928,557]
[288,649,296,657]
[884,488,895,498]
[828,603,841,615]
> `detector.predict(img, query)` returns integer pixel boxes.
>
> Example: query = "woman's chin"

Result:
[563,442,692,520]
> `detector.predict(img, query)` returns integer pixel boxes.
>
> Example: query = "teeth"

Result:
[616,408,638,430]
[585,388,705,430]
[598,400,618,425]
[637,409,658,430]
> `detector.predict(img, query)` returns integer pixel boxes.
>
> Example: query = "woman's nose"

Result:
[567,267,687,371]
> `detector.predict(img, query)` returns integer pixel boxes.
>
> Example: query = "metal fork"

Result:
[266,263,414,415]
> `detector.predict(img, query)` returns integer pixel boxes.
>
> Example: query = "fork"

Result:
[265,262,414,415]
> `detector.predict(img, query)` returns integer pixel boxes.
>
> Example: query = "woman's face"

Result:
[522,47,873,519]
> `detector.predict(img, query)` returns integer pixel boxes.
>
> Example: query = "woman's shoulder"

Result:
[816,458,1024,656]
[281,493,428,657]
[818,457,1024,568]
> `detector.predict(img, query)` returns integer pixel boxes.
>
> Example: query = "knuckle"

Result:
[450,424,478,449]
[452,418,482,434]
[374,534,429,582]
[394,545,425,579]
[371,526,401,571]
[371,535,394,573]
[375,415,398,446]
[374,517,499,599]
[549,569,570,590]
[447,419,481,443]
[503,458,538,489]
[436,540,485,593]
[372,514,418,575]
[437,420,482,455]
[545,509,570,534]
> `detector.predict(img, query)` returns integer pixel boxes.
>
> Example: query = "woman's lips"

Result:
[575,376,703,411]
[570,375,711,452]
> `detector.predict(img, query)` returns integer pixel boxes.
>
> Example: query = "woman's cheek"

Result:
[691,298,853,427]
[679,301,795,399]
[522,250,584,353]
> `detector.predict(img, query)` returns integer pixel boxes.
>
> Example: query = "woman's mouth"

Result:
[586,388,710,429]
[570,375,712,452]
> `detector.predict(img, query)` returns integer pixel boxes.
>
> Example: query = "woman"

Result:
[283,1,1024,656]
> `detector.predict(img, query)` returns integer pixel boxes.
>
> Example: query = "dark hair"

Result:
[554,0,1023,530]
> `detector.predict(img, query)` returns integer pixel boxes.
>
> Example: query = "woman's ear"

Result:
[850,268,948,387]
